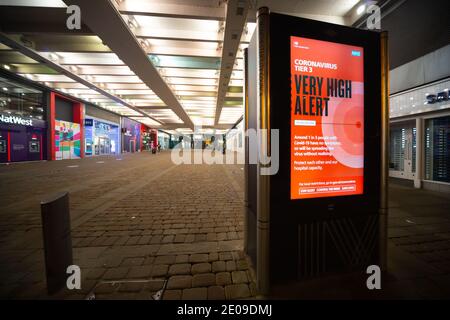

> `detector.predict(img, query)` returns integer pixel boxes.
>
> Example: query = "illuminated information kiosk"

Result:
[291,37,365,200]
[245,8,388,294]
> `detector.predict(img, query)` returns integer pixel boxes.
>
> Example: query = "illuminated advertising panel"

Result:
[290,36,364,199]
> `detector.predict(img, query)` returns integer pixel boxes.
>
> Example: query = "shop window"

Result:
[390,127,405,171]
[425,116,450,183]
[0,76,45,119]
[412,127,417,173]
[0,139,6,153]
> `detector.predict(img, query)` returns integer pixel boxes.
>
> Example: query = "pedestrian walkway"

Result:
[0,151,255,300]
[270,179,450,299]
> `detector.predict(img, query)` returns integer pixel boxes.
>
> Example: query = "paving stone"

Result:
[94,282,120,294]
[162,235,175,243]
[126,236,140,245]
[138,236,151,245]
[227,231,238,240]
[236,259,248,271]
[143,256,155,265]
[150,235,163,244]
[151,264,168,277]
[167,275,193,289]
[102,236,120,246]
[208,286,226,300]
[232,251,245,260]
[86,268,106,280]
[191,263,211,274]
[225,284,251,299]
[208,252,219,262]
[190,253,209,263]
[97,292,138,300]
[163,289,182,300]
[103,267,129,280]
[226,260,236,272]
[174,234,186,243]
[219,252,233,261]
[115,236,130,246]
[182,287,207,300]
[175,255,189,264]
[154,255,176,265]
[192,273,216,287]
[207,233,217,241]
[121,257,144,267]
[195,234,207,242]
[144,279,166,292]
[217,233,227,241]
[118,282,145,293]
[127,266,151,279]
[216,272,232,286]
[102,257,124,268]
[232,271,248,284]
[134,291,153,300]
[212,261,226,273]
[168,264,191,275]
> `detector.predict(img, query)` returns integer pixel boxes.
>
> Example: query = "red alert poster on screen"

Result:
[290,36,364,199]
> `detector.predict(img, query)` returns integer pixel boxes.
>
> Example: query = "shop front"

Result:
[141,125,158,151]
[0,114,46,163]
[389,78,450,192]
[50,92,84,160]
[0,75,47,163]
[84,117,120,156]
[157,130,170,150]
[121,117,141,153]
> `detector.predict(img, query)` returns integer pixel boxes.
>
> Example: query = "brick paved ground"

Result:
[384,180,450,298]
[271,179,450,299]
[0,151,256,300]
[1,152,449,299]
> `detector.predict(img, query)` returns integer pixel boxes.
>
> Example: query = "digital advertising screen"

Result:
[290,36,364,199]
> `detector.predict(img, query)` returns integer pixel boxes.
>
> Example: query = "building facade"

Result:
[0,73,47,163]
[389,45,450,193]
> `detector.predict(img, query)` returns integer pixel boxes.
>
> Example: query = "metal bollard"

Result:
[40,192,73,295]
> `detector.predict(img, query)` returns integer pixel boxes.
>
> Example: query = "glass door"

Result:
[98,137,111,155]
[0,130,8,163]
[390,122,416,180]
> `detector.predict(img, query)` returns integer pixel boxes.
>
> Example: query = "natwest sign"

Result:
[0,114,33,126]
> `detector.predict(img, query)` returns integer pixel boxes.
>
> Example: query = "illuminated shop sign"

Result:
[0,114,33,126]
[425,90,449,104]
[96,122,111,132]
[290,36,364,199]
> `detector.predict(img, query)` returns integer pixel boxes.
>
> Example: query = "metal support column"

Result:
[414,117,424,189]
[244,49,249,254]
[379,31,390,271]
[256,6,271,295]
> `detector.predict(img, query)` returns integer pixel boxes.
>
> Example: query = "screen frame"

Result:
[269,13,382,222]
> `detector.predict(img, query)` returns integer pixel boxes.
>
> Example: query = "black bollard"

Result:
[40,192,73,295]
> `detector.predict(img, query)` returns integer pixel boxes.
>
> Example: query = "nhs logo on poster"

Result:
[84,118,93,126]
[293,40,309,50]
[352,50,361,57]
